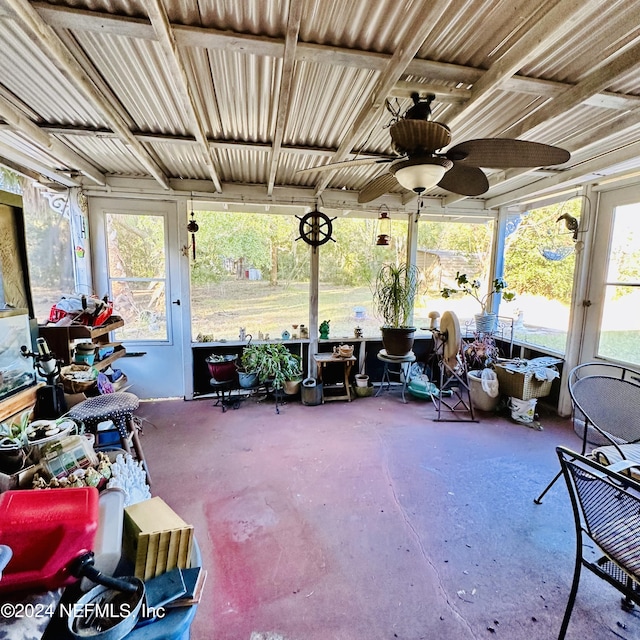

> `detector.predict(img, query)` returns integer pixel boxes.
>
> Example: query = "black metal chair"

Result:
[535,362,640,504]
[556,446,640,640]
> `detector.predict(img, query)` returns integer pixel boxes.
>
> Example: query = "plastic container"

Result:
[81,488,125,591]
[467,370,500,412]
[0,487,99,592]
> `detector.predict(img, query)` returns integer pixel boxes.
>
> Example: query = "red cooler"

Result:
[0,487,99,593]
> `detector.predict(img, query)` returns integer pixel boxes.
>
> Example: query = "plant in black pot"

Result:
[373,262,420,356]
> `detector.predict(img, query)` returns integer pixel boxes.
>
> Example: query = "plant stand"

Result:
[375,350,416,403]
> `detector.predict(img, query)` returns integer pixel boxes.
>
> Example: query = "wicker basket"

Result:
[494,364,554,400]
[60,364,97,394]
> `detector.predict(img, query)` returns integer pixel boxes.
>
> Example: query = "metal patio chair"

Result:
[556,446,640,640]
[535,362,640,504]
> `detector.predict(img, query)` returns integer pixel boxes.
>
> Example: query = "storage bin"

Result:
[494,364,554,400]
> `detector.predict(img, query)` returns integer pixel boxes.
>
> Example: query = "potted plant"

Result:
[239,343,303,392]
[206,353,238,383]
[373,262,420,356]
[0,412,29,475]
[441,272,515,333]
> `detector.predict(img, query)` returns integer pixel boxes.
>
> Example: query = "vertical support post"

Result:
[489,207,508,315]
[308,244,319,378]
[406,206,419,325]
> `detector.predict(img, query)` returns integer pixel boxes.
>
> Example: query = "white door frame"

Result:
[89,197,189,399]
[580,183,640,365]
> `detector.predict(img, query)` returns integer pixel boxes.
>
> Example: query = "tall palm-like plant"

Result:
[373,263,420,356]
[373,263,419,328]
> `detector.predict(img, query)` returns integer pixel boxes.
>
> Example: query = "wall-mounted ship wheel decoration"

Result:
[296,209,337,251]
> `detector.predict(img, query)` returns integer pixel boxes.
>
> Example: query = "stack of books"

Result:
[123,496,194,580]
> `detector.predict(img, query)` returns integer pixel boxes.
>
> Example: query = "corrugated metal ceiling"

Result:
[0,0,640,212]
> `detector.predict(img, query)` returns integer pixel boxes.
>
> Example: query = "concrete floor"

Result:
[136,391,640,640]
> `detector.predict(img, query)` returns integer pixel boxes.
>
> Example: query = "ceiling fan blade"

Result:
[446,139,570,168]
[358,173,399,203]
[297,157,392,175]
[437,163,489,196]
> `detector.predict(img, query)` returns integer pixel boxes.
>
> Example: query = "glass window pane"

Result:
[106,214,165,278]
[190,211,308,341]
[503,202,578,353]
[598,285,640,366]
[417,219,495,331]
[22,190,74,322]
[110,280,167,340]
[606,203,640,283]
[318,217,407,339]
[597,202,640,366]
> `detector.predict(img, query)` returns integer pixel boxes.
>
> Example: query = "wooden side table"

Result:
[314,353,357,402]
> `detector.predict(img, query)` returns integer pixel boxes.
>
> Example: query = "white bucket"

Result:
[467,370,500,412]
[355,374,369,388]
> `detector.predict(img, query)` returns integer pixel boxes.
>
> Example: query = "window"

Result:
[317,217,408,339]
[106,213,168,341]
[503,200,579,353]
[190,211,309,341]
[597,202,640,366]
[21,183,75,323]
[417,219,495,331]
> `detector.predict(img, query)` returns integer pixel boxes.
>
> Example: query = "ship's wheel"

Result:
[296,210,336,248]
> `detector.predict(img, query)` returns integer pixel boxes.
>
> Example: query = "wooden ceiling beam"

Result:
[0,96,105,185]
[0,142,80,187]
[313,0,454,196]
[266,0,303,196]
[444,0,603,129]
[504,39,640,139]
[147,0,222,192]
[5,0,170,190]
[29,1,640,114]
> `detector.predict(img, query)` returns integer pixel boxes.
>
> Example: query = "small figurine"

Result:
[319,319,330,339]
[354,326,363,338]
[300,324,309,339]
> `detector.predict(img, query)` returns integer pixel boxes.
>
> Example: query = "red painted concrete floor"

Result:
[136,392,640,640]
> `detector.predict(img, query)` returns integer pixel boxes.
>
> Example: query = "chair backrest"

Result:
[557,446,640,580]
[568,363,640,445]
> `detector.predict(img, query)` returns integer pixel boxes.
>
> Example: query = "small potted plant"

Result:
[240,343,302,392]
[206,353,238,383]
[441,272,515,333]
[373,262,420,356]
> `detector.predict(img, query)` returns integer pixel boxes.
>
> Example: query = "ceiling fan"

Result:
[299,93,571,203]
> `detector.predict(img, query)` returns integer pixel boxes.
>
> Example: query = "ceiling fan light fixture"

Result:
[390,157,453,193]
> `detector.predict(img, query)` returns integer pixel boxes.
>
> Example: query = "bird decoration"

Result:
[557,212,579,241]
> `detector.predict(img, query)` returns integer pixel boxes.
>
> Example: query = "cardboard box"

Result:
[123,497,193,580]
